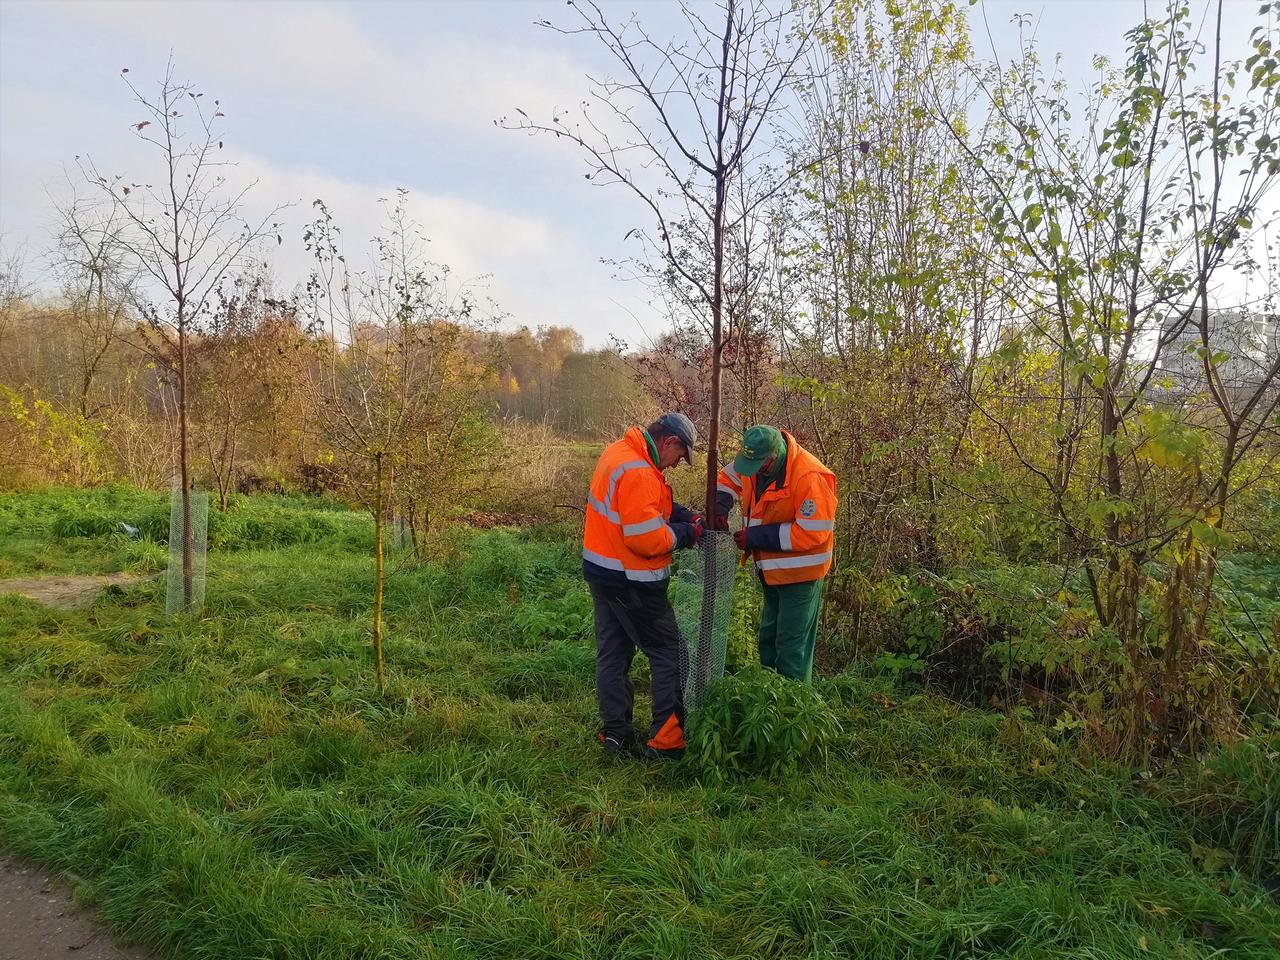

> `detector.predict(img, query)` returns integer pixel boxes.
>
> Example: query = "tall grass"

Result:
[1,489,1278,959]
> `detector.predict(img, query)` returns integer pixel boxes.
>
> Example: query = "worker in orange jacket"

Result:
[714,425,837,682]
[583,412,703,759]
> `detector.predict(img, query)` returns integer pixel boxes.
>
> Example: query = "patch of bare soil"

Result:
[0,573,151,610]
[0,853,157,960]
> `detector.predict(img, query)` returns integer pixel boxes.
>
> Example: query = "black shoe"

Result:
[599,733,640,759]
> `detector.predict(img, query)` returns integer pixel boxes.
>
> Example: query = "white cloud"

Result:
[49,0,590,138]
[224,150,657,346]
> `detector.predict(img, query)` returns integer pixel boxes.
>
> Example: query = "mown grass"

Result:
[1,488,1278,959]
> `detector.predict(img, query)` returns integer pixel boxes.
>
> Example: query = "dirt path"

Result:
[0,853,157,960]
[0,573,151,610]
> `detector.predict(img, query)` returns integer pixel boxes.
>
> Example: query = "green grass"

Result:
[1,488,1278,959]
[0,486,370,579]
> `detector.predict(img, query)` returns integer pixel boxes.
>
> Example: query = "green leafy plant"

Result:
[874,651,925,679]
[511,592,592,645]
[51,508,124,539]
[686,665,841,782]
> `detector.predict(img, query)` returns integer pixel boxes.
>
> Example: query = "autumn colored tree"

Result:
[192,264,305,510]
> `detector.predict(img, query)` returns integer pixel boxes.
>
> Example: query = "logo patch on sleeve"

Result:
[800,498,816,518]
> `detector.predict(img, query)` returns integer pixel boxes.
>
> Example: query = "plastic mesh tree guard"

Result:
[671,530,737,711]
[391,514,411,552]
[166,483,208,613]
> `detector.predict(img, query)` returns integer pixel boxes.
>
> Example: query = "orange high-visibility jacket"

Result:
[582,427,681,587]
[717,432,837,585]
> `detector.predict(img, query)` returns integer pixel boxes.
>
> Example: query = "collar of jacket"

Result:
[624,425,660,470]
[642,430,660,466]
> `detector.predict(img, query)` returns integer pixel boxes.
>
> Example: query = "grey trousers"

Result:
[588,581,685,743]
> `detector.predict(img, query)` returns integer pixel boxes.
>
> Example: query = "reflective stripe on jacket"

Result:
[582,426,679,588]
[717,432,837,585]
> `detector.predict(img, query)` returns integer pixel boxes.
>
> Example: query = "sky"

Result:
[0,0,1268,348]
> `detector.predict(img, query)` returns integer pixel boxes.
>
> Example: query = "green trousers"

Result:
[758,578,825,682]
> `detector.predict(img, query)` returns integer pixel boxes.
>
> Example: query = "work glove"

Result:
[733,527,750,551]
[671,522,698,549]
[690,517,704,545]
[711,513,730,531]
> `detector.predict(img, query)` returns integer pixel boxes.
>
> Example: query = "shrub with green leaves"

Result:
[687,665,841,782]
[51,508,126,539]
[512,592,591,644]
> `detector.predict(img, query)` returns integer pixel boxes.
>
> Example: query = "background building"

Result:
[1158,309,1278,396]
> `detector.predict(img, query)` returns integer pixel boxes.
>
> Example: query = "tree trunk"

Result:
[1099,387,1124,623]
[696,252,723,689]
[215,434,230,512]
[373,450,386,694]
[178,315,194,608]
[695,4,734,695]
[215,404,235,512]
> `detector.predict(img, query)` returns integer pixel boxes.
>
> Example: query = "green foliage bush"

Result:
[511,593,591,645]
[875,559,1279,752]
[51,509,124,538]
[687,665,841,782]
[1217,555,1280,653]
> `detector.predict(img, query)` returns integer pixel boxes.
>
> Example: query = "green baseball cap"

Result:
[732,425,783,477]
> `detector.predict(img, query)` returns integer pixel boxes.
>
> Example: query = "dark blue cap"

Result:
[655,411,696,464]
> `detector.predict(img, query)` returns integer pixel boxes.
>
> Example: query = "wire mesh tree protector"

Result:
[166,482,208,613]
[672,530,737,711]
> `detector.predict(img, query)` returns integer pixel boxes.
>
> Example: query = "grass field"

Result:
[1,488,1278,959]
